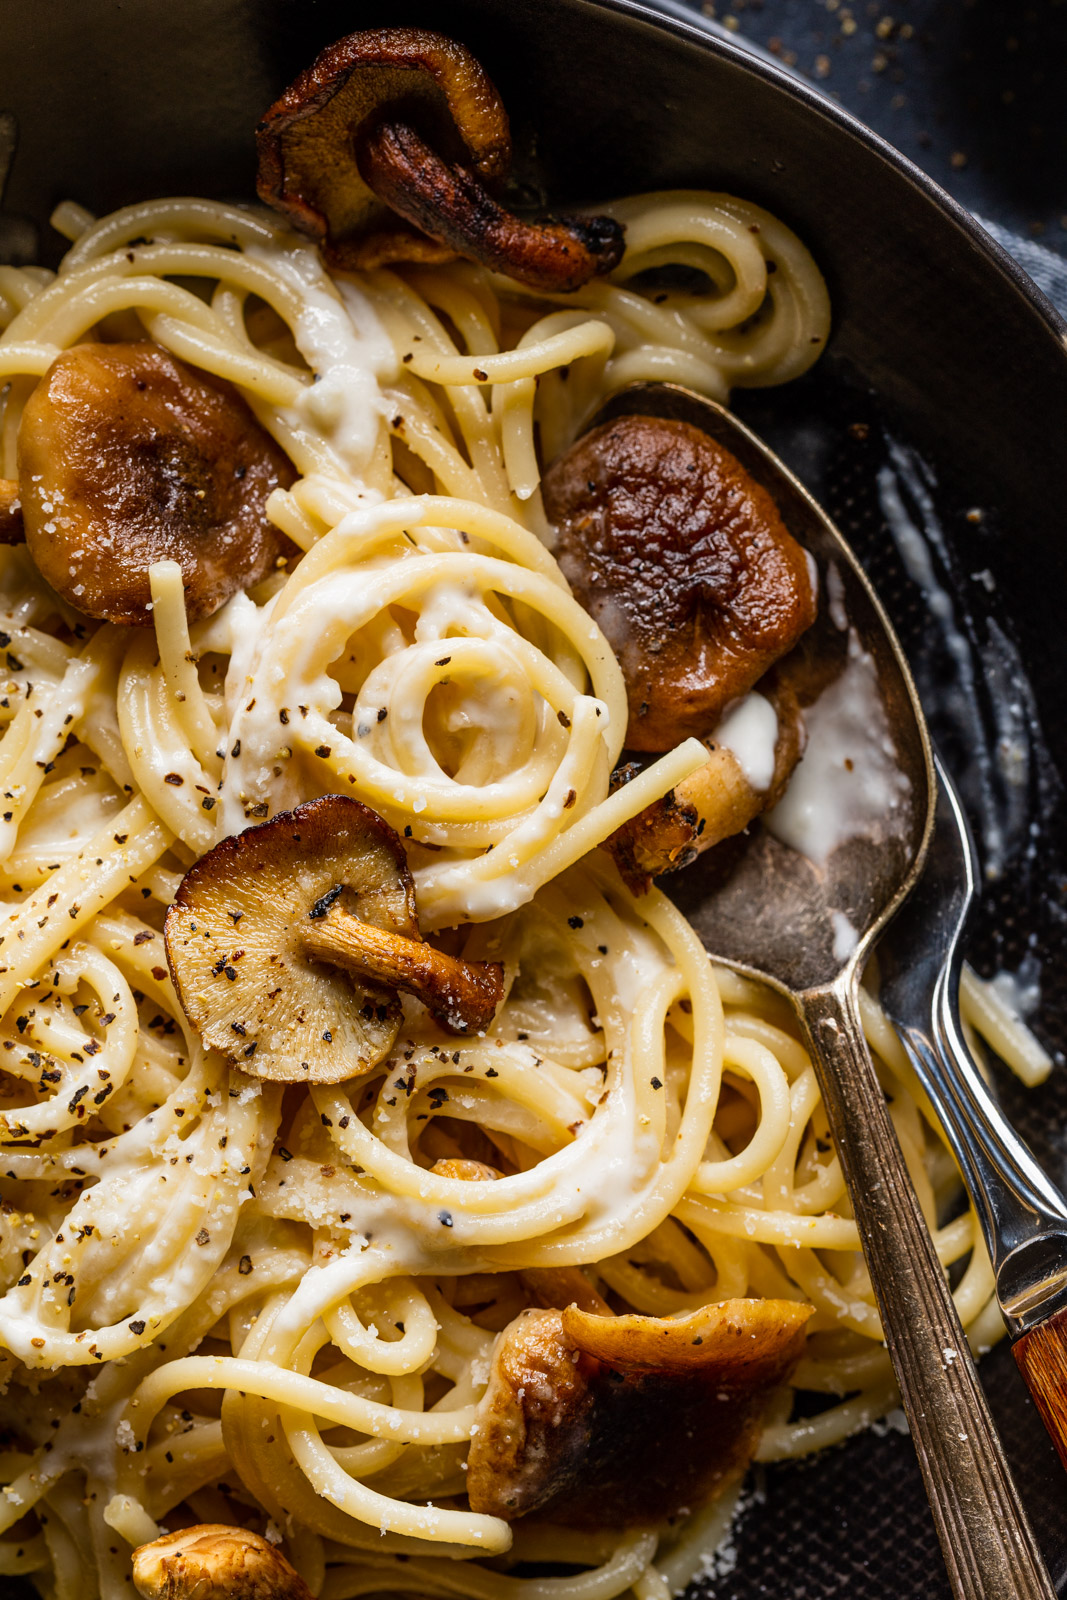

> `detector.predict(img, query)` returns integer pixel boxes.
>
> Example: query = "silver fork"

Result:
[877,751,1067,1462]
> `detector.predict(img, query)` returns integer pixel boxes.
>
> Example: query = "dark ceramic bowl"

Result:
[1,3,1066,1596]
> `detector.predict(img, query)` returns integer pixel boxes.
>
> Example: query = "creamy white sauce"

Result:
[830,909,859,962]
[714,692,778,792]
[246,238,393,479]
[218,567,371,834]
[217,557,516,840]
[804,548,819,606]
[204,244,401,834]
[257,910,675,1277]
[766,629,910,864]
[825,560,849,632]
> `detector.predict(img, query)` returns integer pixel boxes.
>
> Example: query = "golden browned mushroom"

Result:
[467,1298,812,1525]
[0,479,23,544]
[164,796,503,1084]
[256,28,625,291]
[607,675,806,893]
[17,343,295,626]
[543,414,817,751]
[132,1524,313,1600]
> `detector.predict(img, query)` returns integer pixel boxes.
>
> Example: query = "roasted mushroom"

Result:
[17,342,295,626]
[164,795,503,1084]
[607,675,806,893]
[132,1524,313,1600]
[256,29,624,291]
[543,414,817,752]
[0,479,23,544]
[467,1299,812,1525]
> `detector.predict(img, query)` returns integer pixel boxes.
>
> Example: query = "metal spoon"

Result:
[879,750,1067,1463]
[587,383,1054,1600]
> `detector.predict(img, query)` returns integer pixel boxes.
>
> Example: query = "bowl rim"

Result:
[588,0,1067,348]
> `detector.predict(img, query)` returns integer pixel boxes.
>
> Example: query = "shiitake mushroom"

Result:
[543,412,820,887]
[132,1525,314,1600]
[607,675,807,893]
[467,1298,812,1525]
[256,28,624,291]
[164,796,503,1085]
[17,342,296,626]
[543,413,817,753]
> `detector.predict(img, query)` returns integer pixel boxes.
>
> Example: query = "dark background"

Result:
[670,0,1067,248]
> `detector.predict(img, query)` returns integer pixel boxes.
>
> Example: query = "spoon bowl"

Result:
[584,382,1054,1600]
[589,383,932,988]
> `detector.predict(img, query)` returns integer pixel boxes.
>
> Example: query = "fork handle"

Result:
[801,979,1054,1600]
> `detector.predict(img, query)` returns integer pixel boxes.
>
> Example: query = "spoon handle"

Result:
[801,979,1054,1600]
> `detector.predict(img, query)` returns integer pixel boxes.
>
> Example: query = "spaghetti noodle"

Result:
[0,187,1047,1600]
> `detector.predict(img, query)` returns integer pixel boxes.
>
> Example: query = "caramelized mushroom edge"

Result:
[256,27,624,290]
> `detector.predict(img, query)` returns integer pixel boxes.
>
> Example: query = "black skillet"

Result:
[1,1,1065,1595]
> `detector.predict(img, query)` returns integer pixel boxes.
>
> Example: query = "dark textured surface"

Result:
[669,0,1067,249]
[0,3,1066,1598]
[712,366,1067,1597]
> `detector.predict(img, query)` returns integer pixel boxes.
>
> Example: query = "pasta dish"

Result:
[0,27,1048,1600]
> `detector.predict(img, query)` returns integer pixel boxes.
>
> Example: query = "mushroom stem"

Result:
[303,904,503,1035]
[355,119,625,293]
[607,680,807,893]
[0,480,23,545]
[607,740,765,891]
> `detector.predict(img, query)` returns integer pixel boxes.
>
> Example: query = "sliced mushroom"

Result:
[543,414,816,751]
[256,28,624,291]
[164,795,503,1083]
[132,1524,313,1600]
[0,479,23,544]
[467,1298,812,1526]
[607,676,805,893]
[17,342,295,626]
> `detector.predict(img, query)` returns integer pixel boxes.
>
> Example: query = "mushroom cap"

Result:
[132,1524,314,1600]
[256,27,512,269]
[543,415,817,752]
[18,342,295,626]
[164,796,418,1084]
[467,1298,812,1526]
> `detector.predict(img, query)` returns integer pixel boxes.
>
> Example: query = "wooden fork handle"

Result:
[801,979,1054,1600]
[1014,1306,1067,1474]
